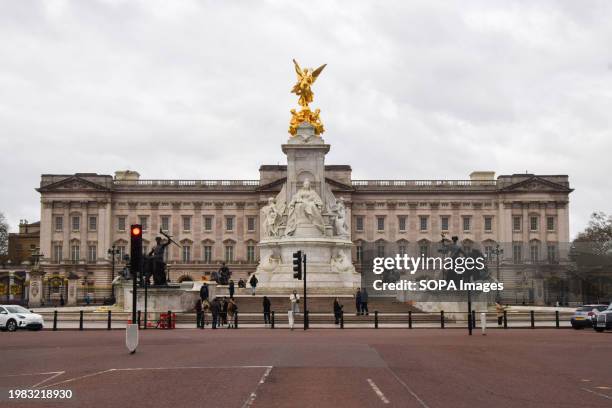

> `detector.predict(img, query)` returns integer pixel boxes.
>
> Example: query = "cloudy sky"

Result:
[1,0,611,237]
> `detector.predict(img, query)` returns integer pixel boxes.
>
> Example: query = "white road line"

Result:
[367,378,390,404]
[242,366,273,408]
[387,367,430,408]
[32,371,65,388]
[582,388,612,401]
[41,369,115,389]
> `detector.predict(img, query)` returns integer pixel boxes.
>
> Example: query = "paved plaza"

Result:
[1,329,611,407]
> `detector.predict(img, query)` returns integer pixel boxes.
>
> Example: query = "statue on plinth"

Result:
[144,236,171,286]
[289,59,326,136]
[332,197,349,237]
[285,178,325,236]
[261,198,281,238]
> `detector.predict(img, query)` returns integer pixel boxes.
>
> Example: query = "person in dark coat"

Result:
[211,298,221,329]
[355,288,362,316]
[60,293,65,307]
[194,298,203,329]
[360,287,369,316]
[249,274,258,296]
[221,297,228,326]
[238,278,246,288]
[200,283,209,301]
[263,296,271,326]
[333,297,343,325]
[229,280,235,299]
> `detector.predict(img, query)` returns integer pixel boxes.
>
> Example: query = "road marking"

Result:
[386,367,430,408]
[0,371,66,388]
[596,386,611,390]
[582,388,612,401]
[242,366,273,408]
[41,369,114,389]
[367,378,390,404]
[32,371,65,388]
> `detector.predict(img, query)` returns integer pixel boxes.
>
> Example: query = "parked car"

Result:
[570,304,608,329]
[0,305,44,332]
[594,304,612,332]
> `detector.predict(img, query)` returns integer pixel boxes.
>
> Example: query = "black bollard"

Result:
[79,310,84,331]
[374,311,379,329]
[107,310,111,330]
[271,311,275,329]
[530,310,535,329]
[340,311,344,329]
[441,311,445,329]
[234,311,238,329]
[503,310,508,329]
[555,310,560,328]
[53,310,58,331]
[408,310,412,329]
[167,310,172,329]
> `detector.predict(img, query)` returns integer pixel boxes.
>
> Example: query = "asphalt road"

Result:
[1,329,611,408]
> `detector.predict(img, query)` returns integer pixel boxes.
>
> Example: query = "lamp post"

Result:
[107,246,120,301]
[492,244,504,282]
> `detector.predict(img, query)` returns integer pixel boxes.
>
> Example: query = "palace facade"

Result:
[36,165,572,305]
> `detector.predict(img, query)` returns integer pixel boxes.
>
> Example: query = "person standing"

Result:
[289,290,300,330]
[200,283,209,302]
[227,299,237,329]
[249,274,258,296]
[360,288,369,316]
[333,297,343,325]
[60,293,65,307]
[263,296,271,327]
[355,288,362,316]
[195,298,203,329]
[211,298,220,329]
[496,301,505,326]
[221,297,229,327]
[229,280,235,299]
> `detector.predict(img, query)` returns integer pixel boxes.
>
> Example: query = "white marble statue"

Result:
[261,197,280,238]
[331,249,353,273]
[332,197,349,237]
[285,178,325,236]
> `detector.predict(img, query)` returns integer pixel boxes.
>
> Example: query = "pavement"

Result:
[1,329,611,408]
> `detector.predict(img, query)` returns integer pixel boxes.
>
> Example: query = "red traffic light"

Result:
[130,225,142,237]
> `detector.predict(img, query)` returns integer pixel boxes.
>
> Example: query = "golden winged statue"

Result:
[291,59,326,108]
[289,59,326,136]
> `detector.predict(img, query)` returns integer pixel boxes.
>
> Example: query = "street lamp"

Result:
[491,244,504,282]
[107,246,121,301]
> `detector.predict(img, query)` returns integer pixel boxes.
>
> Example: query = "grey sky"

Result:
[1,0,611,237]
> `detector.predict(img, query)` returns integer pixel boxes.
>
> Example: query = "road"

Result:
[1,329,611,407]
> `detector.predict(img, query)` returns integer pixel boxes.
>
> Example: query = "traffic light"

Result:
[293,250,302,280]
[130,224,143,280]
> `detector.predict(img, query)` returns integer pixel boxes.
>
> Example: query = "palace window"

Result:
[55,216,63,232]
[377,216,385,231]
[182,216,192,232]
[546,216,555,231]
[356,245,363,263]
[71,245,80,263]
[117,216,126,232]
[419,243,429,257]
[182,245,191,263]
[462,216,471,232]
[203,216,213,231]
[398,216,407,232]
[484,245,493,261]
[53,244,62,263]
[440,216,449,231]
[88,216,97,232]
[530,216,539,232]
[118,245,127,262]
[203,245,212,263]
[530,242,540,263]
[419,216,428,231]
[139,216,148,231]
[355,216,364,232]
[398,244,407,255]
[88,245,97,263]
[376,243,385,257]
[512,243,523,264]
[160,216,170,232]
[547,244,557,263]
[225,245,234,262]
[513,216,522,232]
[484,216,493,232]
[247,245,256,262]
[72,216,80,232]
[247,217,256,232]
[225,217,234,232]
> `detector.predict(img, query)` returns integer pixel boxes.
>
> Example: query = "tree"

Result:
[0,212,8,256]
[569,212,612,303]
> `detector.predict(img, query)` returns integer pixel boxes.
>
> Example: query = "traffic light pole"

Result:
[303,254,308,330]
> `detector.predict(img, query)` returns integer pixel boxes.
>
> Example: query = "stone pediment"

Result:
[500,176,572,193]
[37,176,111,193]
[325,177,354,191]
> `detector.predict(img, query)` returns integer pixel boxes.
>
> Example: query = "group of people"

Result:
[195,296,238,329]
[354,287,369,316]
[208,263,259,297]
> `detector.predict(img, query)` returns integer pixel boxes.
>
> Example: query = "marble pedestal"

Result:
[116,280,218,312]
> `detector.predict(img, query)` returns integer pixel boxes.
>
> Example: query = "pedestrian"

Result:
[333,297,343,325]
[195,298,203,329]
[496,301,505,326]
[200,283,209,301]
[355,288,362,316]
[202,299,211,326]
[85,293,91,306]
[249,274,258,296]
[221,297,228,326]
[227,299,237,329]
[60,293,65,307]
[263,296,271,326]
[211,270,219,283]
[360,287,369,316]
[238,278,246,289]
[211,298,220,329]
[229,279,235,299]
[289,290,300,330]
